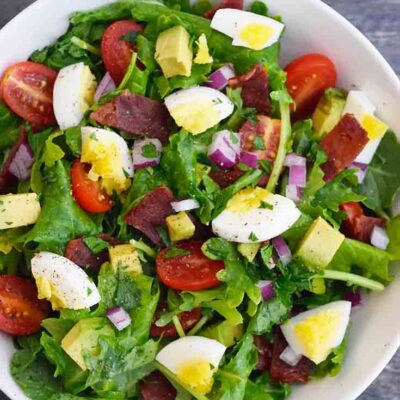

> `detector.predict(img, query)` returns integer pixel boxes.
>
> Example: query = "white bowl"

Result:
[0,1,399,399]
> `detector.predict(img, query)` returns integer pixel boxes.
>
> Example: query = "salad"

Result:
[0,0,399,399]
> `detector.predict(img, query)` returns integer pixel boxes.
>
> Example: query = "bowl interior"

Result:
[0,1,399,399]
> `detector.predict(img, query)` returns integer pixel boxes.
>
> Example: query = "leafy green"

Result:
[250,1,269,16]
[292,119,313,156]
[313,338,347,378]
[245,375,291,400]
[23,161,101,253]
[359,131,400,216]
[0,103,20,150]
[226,88,258,131]
[83,236,109,254]
[164,247,191,258]
[387,215,400,259]
[65,126,82,157]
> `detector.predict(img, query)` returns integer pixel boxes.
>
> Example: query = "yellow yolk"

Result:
[36,276,67,310]
[239,23,274,50]
[293,309,343,364]
[177,360,214,394]
[81,138,131,195]
[170,99,221,135]
[361,114,388,140]
[226,187,272,213]
[194,34,213,64]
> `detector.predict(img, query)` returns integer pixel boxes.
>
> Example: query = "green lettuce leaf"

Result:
[387,215,400,259]
[0,103,20,150]
[312,337,347,378]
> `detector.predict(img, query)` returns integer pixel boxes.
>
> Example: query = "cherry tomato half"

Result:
[1,61,57,129]
[101,20,143,85]
[71,159,113,214]
[0,275,49,336]
[156,241,225,291]
[285,54,337,120]
[150,307,202,338]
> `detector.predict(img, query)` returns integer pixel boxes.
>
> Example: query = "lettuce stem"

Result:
[70,36,101,56]
[172,315,186,338]
[267,101,291,193]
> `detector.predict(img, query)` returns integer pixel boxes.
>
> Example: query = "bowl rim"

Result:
[0,1,399,400]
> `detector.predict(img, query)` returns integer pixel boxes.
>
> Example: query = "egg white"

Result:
[212,194,301,243]
[31,252,100,310]
[53,62,97,130]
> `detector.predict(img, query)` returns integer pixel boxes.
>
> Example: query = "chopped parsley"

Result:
[260,201,273,210]
[259,159,271,174]
[253,136,266,150]
[90,132,98,141]
[121,31,139,45]
[157,227,172,247]
[230,132,239,145]
[83,236,109,254]
[123,168,130,178]
[260,244,274,267]
[164,247,191,259]
[248,232,258,242]
[141,143,158,159]
[236,162,251,172]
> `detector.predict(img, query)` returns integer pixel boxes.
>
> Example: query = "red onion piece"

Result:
[348,162,367,184]
[256,280,276,301]
[285,184,302,202]
[284,153,306,167]
[370,226,389,250]
[132,138,162,169]
[289,165,307,188]
[204,64,235,90]
[94,72,116,102]
[9,142,34,181]
[107,307,132,331]
[208,130,240,169]
[239,150,258,169]
[171,199,200,212]
[344,290,362,307]
[279,345,302,367]
[271,236,292,266]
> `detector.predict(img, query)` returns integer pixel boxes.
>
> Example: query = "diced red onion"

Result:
[344,290,362,307]
[285,184,302,202]
[8,142,34,181]
[208,130,240,169]
[132,138,162,169]
[348,162,367,184]
[94,72,116,102]
[204,64,235,90]
[370,226,389,250]
[279,345,302,367]
[289,165,307,188]
[239,150,258,169]
[107,307,132,331]
[284,153,306,167]
[256,280,276,301]
[393,191,400,217]
[171,199,200,212]
[271,236,292,266]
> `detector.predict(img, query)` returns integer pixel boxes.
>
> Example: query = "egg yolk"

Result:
[170,99,221,135]
[81,138,131,195]
[177,359,214,394]
[239,23,274,50]
[194,34,213,64]
[293,309,343,364]
[35,276,67,310]
[226,187,272,213]
[361,114,388,140]
[79,66,97,112]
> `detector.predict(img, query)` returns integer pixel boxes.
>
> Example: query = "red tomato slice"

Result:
[1,61,57,129]
[150,307,202,338]
[71,159,113,214]
[285,54,337,120]
[101,20,143,85]
[156,242,225,291]
[0,275,49,336]
[140,371,177,400]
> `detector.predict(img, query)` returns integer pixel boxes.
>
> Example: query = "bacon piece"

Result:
[64,234,120,270]
[124,185,174,246]
[320,114,369,181]
[228,64,271,115]
[254,335,273,371]
[203,0,244,19]
[270,328,313,384]
[140,371,177,400]
[91,91,170,144]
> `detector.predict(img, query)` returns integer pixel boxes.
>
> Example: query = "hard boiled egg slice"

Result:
[212,187,301,243]
[281,301,352,365]
[31,252,100,310]
[343,90,388,164]
[156,336,226,395]
[211,9,285,51]
[81,127,133,195]
[164,86,234,135]
[53,62,97,130]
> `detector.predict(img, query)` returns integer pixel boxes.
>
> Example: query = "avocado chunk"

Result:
[312,89,346,138]
[238,242,261,262]
[310,277,326,295]
[166,212,195,242]
[109,244,142,276]
[61,318,114,370]
[296,217,345,270]
[200,321,243,347]
[155,26,193,78]
[0,193,41,229]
